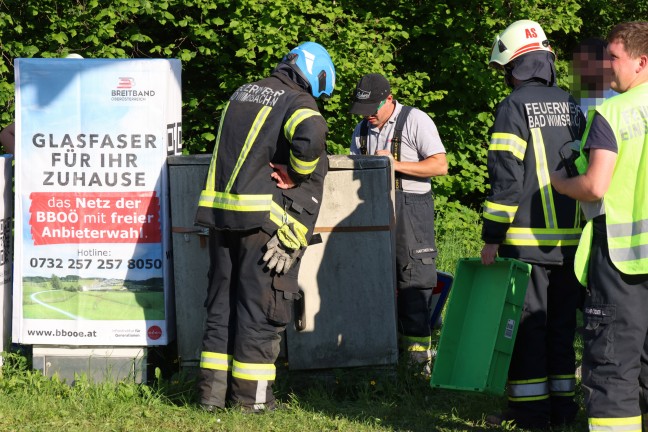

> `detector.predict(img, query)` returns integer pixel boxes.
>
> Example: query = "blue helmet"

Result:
[283,42,335,98]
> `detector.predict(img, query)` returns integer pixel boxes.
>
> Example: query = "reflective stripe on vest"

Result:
[489,132,527,160]
[483,201,518,224]
[200,351,232,371]
[507,377,549,402]
[607,218,648,264]
[549,374,575,396]
[589,416,642,432]
[502,227,582,246]
[232,359,276,381]
[198,190,308,238]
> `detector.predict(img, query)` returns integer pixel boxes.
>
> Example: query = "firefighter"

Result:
[551,21,648,432]
[194,41,335,413]
[480,20,586,429]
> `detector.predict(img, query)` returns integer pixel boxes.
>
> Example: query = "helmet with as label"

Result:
[490,20,554,68]
[282,42,336,98]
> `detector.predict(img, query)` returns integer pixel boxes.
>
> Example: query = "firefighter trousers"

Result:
[582,221,648,431]
[506,263,581,426]
[197,228,293,410]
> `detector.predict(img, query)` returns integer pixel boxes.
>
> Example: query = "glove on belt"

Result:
[262,224,308,274]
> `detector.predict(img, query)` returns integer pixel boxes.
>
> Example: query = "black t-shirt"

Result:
[584,112,618,153]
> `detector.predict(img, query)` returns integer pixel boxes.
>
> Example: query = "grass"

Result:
[0,218,589,431]
[0,325,587,432]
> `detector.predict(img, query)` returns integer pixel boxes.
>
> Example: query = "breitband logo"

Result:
[111,77,156,101]
[117,77,135,89]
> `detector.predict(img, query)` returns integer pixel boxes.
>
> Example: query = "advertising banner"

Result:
[12,58,181,346]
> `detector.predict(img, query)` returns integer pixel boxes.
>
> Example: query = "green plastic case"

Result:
[430,258,531,396]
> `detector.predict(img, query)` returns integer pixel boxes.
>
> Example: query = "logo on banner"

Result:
[117,77,135,89]
[111,76,156,102]
[147,325,162,340]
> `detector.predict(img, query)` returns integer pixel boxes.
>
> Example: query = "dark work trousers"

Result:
[507,263,580,426]
[197,228,292,410]
[394,190,437,362]
[582,219,648,422]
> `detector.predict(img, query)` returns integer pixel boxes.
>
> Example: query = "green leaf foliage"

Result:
[0,0,642,211]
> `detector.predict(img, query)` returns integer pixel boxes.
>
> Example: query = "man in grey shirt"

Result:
[349,73,448,376]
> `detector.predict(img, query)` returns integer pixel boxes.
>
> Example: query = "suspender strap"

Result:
[358,106,413,190]
[359,119,369,155]
[391,106,412,191]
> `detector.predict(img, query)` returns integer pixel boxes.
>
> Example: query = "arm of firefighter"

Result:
[481,131,525,245]
[283,106,328,185]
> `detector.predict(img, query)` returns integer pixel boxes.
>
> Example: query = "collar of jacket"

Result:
[272,65,310,93]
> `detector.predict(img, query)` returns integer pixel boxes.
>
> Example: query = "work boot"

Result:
[406,351,432,379]
[200,403,225,413]
[234,400,287,414]
[486,409,550,430]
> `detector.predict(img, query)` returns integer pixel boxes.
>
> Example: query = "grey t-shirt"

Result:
[350,101,446,194]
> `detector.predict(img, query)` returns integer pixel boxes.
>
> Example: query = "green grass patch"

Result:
[0,348,588,432]
[21,281,165,320]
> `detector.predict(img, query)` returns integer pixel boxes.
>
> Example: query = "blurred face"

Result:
[608,39,642,93]
[365,94,394,129]
[572,50,613,92]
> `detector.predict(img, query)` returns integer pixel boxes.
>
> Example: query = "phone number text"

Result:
[28,258,162,270]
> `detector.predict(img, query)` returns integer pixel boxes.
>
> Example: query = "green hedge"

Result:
[1,0,645,219]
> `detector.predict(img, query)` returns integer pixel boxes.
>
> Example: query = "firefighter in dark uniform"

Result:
[481,20,586,429]
[194,41,335,412]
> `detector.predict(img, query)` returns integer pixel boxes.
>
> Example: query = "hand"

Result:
[481,243,499,265]
[550,169,569,195]
[262,234,302,274]
[550,168,568,182]
[269,163,296,189]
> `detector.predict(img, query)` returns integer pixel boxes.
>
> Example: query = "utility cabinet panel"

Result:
[167,154,211,369]
[168,155,398,371]
[286,155,398,370]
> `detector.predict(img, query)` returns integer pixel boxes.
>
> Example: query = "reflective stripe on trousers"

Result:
[588,416,642,432]
[508,377,549,402]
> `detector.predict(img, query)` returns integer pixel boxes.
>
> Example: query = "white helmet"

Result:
[490,20,554,68]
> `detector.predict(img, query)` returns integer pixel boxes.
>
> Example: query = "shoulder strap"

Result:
[391,106,412,190]
[359,119,369,155]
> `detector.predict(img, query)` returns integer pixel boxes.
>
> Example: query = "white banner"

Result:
[12,58,181,346]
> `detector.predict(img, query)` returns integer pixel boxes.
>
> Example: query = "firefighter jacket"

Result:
[574,82,648,283]
[482,80,586,264]
[195,71,329,243]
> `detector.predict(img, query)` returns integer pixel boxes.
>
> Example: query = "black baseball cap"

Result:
[349,73,391,115]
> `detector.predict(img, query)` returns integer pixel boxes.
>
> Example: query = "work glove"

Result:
[262,224,308,274]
